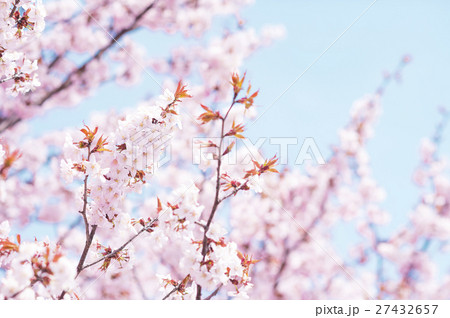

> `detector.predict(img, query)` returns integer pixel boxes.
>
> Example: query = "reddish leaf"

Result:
[222,141,235,156]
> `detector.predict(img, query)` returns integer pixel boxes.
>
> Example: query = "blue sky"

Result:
[240,0,450,228]
[28,1,450,257]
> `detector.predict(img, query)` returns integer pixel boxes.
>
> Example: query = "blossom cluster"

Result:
[0,0,45,95]
[140,185,255,299]
[1,0,450,302]
[0,220,75,299]
[0,0,282,300]
[61,84,188,228]
[74,74,271,299]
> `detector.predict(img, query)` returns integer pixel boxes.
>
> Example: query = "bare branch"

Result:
[204,284,223,300]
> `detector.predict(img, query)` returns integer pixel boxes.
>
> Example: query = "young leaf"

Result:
[222,141,236,156]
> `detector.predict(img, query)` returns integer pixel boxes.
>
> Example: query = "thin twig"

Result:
[204,284,223,300]
[37,1,158,107]
[9,0,19,18]
[56,217,82,246]
[272,183,331,297]
[8,281,35,299]
[79,218,158,273]
[0,76,14,84]
[162,284,179,300]
[196,97,237,299]
[217,181,249,204]
[75,146,97,275]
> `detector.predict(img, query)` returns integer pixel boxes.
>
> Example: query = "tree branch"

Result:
[56,217,82,246]
[78,217,159,274]
[0,1,159,134]
[76,224,97,276]
[196,98,236,299]
[217,181,249,204]
[8,281,35,299]
[272,182,331,298]
[37,0,158,107]
[74,145,98,276]
[162,284,180,300]
[0,76,14,84]
[204,284,222,300]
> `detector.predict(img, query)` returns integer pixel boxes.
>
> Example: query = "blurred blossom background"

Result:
[4,0,449,298]
[31,1,450,239]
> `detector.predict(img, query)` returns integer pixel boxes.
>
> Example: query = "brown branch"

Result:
[56,217,82,246]
[161,274,192,300]
[217,181,249,204]
[9,0,19,18]
[37,0,158,107]
[58,290,66,300]
[8,281,35,299]
[195,285,202,300]
[80,174,90,238]
[204,284,222,300]
[272,244,291,298]
[76,224,97,276]
[0,70,27,85]
[75,95,181,278]
[0,76,14,84]
[74,144,98,276]
[78,217,158,274]
[0,117,20,133]
[47,54,63,70]
[0,1,159,134]
[272,180,332,298]
[196,98,237,299]
[162,284,180,300]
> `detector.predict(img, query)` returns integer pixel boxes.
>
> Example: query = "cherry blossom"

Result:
[0,0,449,301]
